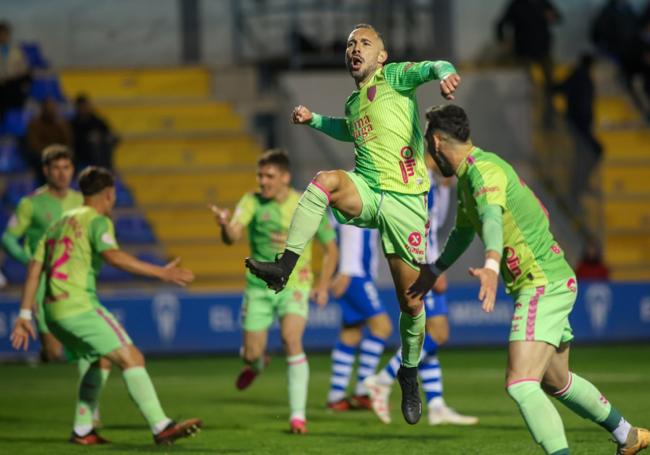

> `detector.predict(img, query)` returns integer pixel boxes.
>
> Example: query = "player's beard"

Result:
[433,149,455,177]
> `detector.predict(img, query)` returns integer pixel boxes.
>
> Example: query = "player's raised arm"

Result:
[210,204,244,245]
[102,250,194,286]
[383,61,461,100]
[293,105,354,143]
[10,259,41,350]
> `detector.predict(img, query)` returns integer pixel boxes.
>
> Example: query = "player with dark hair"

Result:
[210,149,338,434]
[11,166,202,446]
[407,104,649,455]
[245,23,461,425]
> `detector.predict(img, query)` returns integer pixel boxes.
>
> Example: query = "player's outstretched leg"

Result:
[543,345,649,455]
[69,358,111,445]
[419,335,478,426]
[236,355,270,390]
[107,344,202,445]
[351,335,387,410]
[327,341,356,411]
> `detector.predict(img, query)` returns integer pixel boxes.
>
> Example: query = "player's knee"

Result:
[313,171,339,193]
[368,315,392,339]
[281,335,303,356]
[429,330,449,346]
[399,297,423,315]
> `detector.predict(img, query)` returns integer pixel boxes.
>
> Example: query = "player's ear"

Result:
[378,49,388,65]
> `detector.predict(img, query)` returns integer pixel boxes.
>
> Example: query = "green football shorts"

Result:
[48,305,133,362]
[331,171,428,270]
[242,286,309,332]
[509,277,577,347]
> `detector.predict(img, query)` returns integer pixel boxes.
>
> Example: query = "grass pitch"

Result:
[1,344,648,454]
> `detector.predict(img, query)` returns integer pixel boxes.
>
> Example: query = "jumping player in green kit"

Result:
[407,104,649,455]
[11,167,202,446]
[211,149,338,434]
[2,144,82,361]
[245,23,461,425]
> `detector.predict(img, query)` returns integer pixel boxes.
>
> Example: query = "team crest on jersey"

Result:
[367,85,377,102]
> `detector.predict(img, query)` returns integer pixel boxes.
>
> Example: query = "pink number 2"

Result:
[46,236,73,281]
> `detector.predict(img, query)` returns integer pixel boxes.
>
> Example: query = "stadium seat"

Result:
[114,215,156,244]
[0,256,26,284]
[2,179,37,208]
[29,75,66,102]
[2,108,31,137]
[20,43,49,69]
[0,141,28,173]
[98,263,133,282]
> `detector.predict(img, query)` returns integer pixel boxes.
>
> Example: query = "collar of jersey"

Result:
[455,146,480,178]
[354,66,383,92]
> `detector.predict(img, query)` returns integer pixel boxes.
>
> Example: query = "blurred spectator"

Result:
[496,0,562,120]
[555,53,603,207]
[0,21,31,120]
[576,239,610,281]
[25,98,72,184]
[591,0,638,72]
[71,94,119,170]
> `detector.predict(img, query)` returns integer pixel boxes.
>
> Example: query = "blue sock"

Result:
[328,341,356,403]
[419,334,443,404]
[355,335,386,396]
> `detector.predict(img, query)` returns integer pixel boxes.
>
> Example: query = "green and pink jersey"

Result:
[309,60,456,195]
[454,147,574,294]
[34,206,119,321]
[233,190,336,289]
[3,186,83,263]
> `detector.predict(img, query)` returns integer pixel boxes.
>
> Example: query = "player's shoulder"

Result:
[24,185,49,201]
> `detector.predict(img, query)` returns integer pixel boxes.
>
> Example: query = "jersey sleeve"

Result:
[89,216,119,253]
[384,61,457,92]
[5,197,32,237]
[231,193,257,227]
[315,212,337,245]
[468,162,508,211]
[308,113,354,142]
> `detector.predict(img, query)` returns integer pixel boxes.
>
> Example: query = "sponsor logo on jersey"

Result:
[567,277,577,293]
[551,244,562,255]
[399,146,416,183]
[352,115,375,143]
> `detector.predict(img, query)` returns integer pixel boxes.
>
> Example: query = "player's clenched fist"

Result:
[291,105,313,124]
[440,73,461,100]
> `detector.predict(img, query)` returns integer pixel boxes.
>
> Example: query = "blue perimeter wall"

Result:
[1,282,649,358]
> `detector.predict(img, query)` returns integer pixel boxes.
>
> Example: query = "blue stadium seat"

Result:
[0,141,28,173]
[1,256,26,284]
[114,176,135,208]
[115,215,156,244]
[2,179,37,208]
[98,264,134,282]
[2,108,31,137]
[21,43,49,69]
[29,76,66,103]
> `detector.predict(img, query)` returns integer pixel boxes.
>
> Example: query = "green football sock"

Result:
[285,182,330,257]
[507,380,569,454]
[399,310,425,368]
[122,367,169,433]
[287,353,309,421]
[73,365,109,435]
[553,373,628,438]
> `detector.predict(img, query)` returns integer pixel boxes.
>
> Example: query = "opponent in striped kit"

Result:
[407,105,648,455]
[245,23,461,425]
[326,223,392,411]
[11,167,202,446]
[365,164,478,425]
